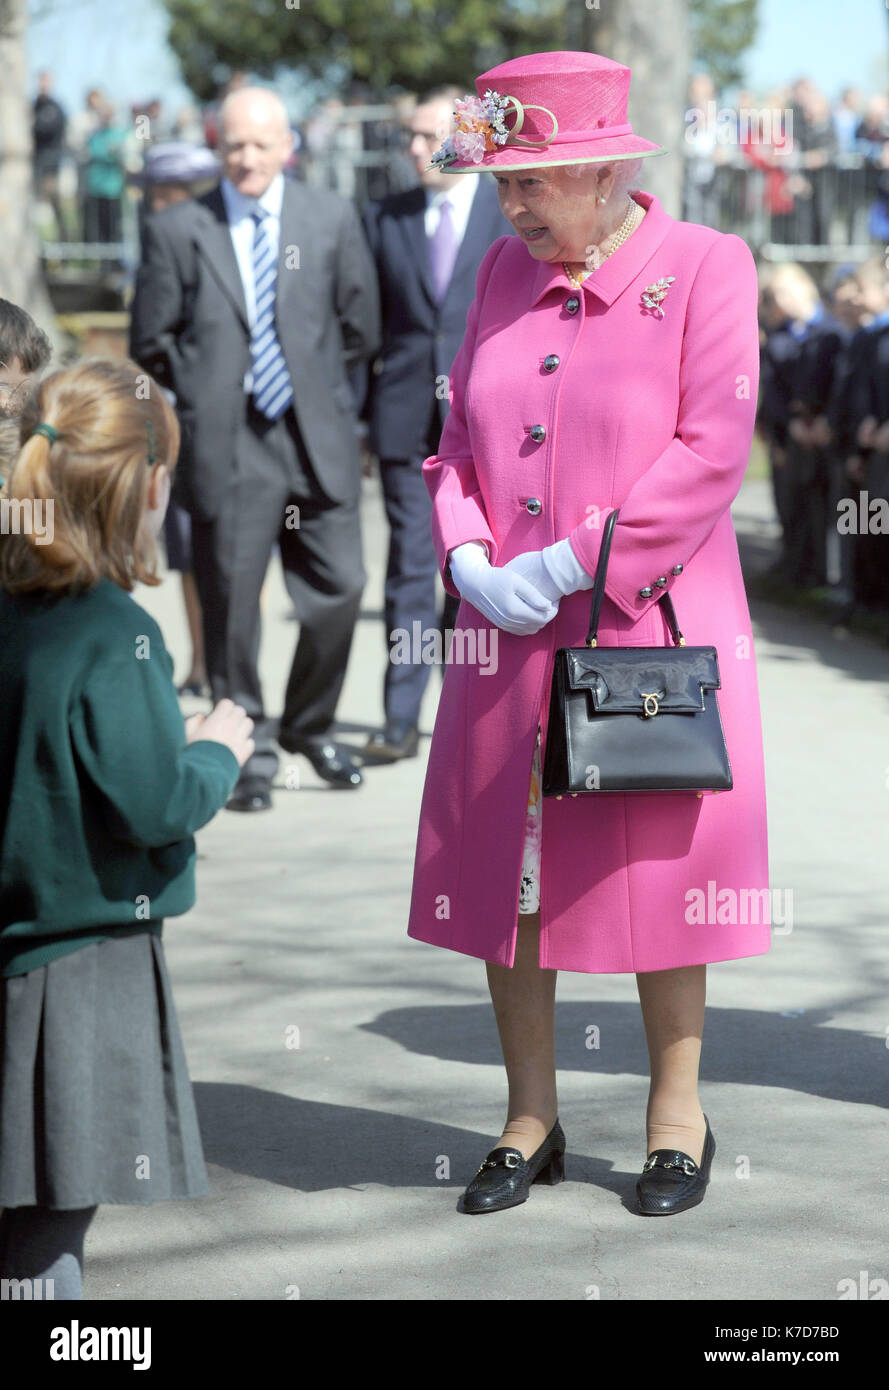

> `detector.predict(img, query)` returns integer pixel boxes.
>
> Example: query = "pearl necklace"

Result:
[563,196,642,287]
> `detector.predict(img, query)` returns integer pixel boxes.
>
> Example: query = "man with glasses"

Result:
[361,87,512,763]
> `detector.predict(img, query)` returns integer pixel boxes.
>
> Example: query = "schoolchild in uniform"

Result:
[0,358,254,1299]
[825,261,881,603]
[765,264,844,587]
[849,259,889,616]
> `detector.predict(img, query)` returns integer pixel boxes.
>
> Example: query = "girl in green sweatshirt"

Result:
[0,358,254,1299]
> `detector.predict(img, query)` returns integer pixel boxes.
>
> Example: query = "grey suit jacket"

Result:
[129,177,381,521]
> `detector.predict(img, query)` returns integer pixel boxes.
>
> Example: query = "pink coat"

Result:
[406,190,771,974]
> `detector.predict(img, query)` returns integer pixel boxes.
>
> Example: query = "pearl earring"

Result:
[598,196,606,204]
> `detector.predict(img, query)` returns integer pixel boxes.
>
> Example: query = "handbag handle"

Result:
[585,507,685,648]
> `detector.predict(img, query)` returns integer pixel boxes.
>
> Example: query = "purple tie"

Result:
[429,197,457,302]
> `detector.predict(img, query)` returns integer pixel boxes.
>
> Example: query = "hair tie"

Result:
[33,422,60,443]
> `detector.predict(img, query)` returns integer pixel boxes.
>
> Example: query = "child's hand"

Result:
[188,699,255,767]
[846,455,867,484]
[857,415,877,448]
[184,714,206,741]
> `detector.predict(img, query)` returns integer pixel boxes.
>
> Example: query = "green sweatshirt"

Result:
[0,577,240,977]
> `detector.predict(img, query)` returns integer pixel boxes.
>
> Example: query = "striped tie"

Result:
[250,207,294,420]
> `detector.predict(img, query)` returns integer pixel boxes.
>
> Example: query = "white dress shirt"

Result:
[221,171,286,392]
[424,171,480,246]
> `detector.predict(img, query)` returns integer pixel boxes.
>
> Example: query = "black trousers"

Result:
[82,194,121,245]
[191,398,365,786]
[780,441,830,586]
[378,404,461,727]
[853,451,889,610]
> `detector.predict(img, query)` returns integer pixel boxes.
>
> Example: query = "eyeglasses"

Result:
[399,127,444,146]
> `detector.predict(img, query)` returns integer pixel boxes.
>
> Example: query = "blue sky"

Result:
[27,0,889,121]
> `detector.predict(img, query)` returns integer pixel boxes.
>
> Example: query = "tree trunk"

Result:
[0,0,61,350]
[584,0,689,216]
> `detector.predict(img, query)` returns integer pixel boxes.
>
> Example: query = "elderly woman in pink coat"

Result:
[406,51,770,1217]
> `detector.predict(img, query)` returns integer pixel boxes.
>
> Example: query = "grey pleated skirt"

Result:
[0,929,208,1210]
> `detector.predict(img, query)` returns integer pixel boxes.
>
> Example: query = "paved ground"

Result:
[86,471,889,1301]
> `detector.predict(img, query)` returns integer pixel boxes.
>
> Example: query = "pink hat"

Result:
[428,50,665,173]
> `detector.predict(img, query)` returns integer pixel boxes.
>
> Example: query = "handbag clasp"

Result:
[641,693,659,717]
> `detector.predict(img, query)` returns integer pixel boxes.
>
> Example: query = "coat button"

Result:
[654,576,668,588]
[525,497,542,515]
[565,296,580,314]
[543,354,560,372]
[672,564,683,575]
[639,586,653,598]
[529,424,546,442]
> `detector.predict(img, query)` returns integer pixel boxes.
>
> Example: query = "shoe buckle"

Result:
[643,1154,697,1177]
[480,1152,521,1173]
[664,1157,697,1176]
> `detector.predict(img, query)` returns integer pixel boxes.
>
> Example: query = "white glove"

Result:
[504,538,595,599]
[448,541,560,635]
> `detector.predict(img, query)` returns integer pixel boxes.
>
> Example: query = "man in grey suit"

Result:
[130,87,381,810]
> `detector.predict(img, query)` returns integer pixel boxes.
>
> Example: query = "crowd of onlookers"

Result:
[32,67,889,250]
[757,255,889,624]
[683,75,889,244]
[30,68,419,247]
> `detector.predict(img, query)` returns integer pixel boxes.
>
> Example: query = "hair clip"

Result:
[145,418,156,467]
[33,421,60,443]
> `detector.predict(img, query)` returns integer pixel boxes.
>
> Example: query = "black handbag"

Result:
[541,508,732,796]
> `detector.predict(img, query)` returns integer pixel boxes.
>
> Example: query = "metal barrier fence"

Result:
[681,152,881,262]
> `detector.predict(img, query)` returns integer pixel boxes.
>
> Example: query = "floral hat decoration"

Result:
[428,50,665,173]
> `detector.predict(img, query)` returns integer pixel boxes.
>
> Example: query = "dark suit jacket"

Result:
[758,312,843,450]
[129,179,381,521]
[859,320,889,425]
[360,176,513,459]
[827,325,870,457]
[758,324,798,450]
[784,311,844,423]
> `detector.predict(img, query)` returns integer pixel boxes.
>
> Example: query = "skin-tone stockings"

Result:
[485,911,708,1166]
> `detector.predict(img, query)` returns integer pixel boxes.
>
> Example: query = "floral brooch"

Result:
[641,276,676,318]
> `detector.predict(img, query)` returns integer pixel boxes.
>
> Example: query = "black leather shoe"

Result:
[636,1115,715,1215]
[461,1120,566,1214]
[177,677,211,698]
[362,719,420,763]
[226,776,272,812]
[277,732,363,788]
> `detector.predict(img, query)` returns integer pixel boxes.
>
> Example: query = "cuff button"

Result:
[672,564,683,575]
[639,586,653,598]
[654,576,668,588]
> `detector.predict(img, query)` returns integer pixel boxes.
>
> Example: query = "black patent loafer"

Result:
[461,1119,566,1214]
[278,733,363,787]
[226,776,272,813]
[636,1115,715,1215]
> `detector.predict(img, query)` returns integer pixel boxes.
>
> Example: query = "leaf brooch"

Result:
[641,276,676,318]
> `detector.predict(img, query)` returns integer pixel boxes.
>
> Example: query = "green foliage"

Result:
[164,0,570,102]
[689,0,760,91]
